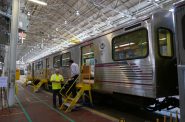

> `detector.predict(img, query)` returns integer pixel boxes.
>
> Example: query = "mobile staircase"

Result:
[32,79,48,92]
[59,65,93,112]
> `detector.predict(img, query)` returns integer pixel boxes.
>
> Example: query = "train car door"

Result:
[175,7,185,64]
[46,58,49,79]
[32,63,34,79]
[174,1,185,121]
[81,43,95,82]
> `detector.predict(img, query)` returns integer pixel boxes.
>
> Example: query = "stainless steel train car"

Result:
[27,10,179,109]
[174,1,185,121]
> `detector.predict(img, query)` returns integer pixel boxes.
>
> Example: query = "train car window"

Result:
[158,28,173,57]
[35,62,38,70]
[112,28,148,60]
[35,61,43,70]
[38,61,43,70]
[53,55,61,68]
[182,15,185,50]
[34,63,37,70]
[61,52,71,66]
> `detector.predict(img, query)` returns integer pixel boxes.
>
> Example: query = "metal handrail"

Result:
[59,76,79,97]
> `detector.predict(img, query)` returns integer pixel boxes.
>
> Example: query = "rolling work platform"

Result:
[0,78,118,122]
[60,65,93,112]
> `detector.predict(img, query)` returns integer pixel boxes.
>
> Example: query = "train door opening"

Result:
[32,63,34,79]
[46,58,49,79]
[81,43,95,80]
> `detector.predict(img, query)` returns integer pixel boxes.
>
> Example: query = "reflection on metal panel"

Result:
[94,61,154,97]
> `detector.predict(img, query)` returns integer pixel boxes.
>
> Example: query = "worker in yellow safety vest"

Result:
[50,69,64,108]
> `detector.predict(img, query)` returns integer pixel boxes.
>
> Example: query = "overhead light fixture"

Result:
[27,12,31,16]
[159,38,167,41]
[28,0,47,6]
[169,8,174,12]
[76,10,80,16]
[64,20,67,24]
[119,42,135,47]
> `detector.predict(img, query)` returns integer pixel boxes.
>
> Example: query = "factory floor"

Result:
[0,79,118,122]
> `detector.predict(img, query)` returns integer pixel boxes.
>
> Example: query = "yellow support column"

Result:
[156,118,159,122]
[15,83,18,95]
[170,112,172,122]
[16,69,20,80]
[163,116,166,122]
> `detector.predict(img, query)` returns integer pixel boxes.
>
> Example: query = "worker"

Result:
[68,59,79,98]
[50,69,64,108]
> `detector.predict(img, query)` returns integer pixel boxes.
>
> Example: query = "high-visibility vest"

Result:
[50,74,64,90]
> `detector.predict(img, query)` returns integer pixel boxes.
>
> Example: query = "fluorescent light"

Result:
[64,20,67,24]
[160,38,166,41]
[142,42,147,45]
[83,52,94,56]
[169,8,174,12]
[28,0,47,6]
[27,12,31,16]
[119,42,135,47]
[62,58,70,60]
[76,11,80,16]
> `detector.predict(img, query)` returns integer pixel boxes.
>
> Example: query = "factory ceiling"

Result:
[15,0,178,63]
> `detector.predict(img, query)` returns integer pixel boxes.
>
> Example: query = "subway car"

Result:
[27,10,178,110]
[173,0,185,121]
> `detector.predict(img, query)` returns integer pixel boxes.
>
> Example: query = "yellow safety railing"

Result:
[15,83,18,95]
[16,69,20,80]
[59,65,93,112]
[59,76,79,98]
[156,111,179,122]
[118,111,179,122]
[33,79,48,92]
[119,118,126,122]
